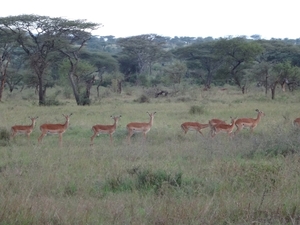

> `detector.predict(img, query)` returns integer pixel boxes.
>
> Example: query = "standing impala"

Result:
[211,117,237,138]
[90,115,121,145]
[234,109,265,135]
[208,118,226,137]
[38,113,72,147]
[126,112,156,144]
[181,121,209,136]
[11,116,38,142]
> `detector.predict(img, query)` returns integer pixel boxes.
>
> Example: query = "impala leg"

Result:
[234,126,241,135]
[90,132,97,146]
[127,131,133,144]
[181,125,187,134]
[197,130,204,136]
[109,134,113,144]
[143,132,147,141]
[38,133,46,145]
[11,132,16,140]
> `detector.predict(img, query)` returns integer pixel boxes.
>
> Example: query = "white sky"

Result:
[2,0,299,39]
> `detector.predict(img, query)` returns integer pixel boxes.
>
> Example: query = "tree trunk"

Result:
[265,74,268,95]
[271,86,275,100]
[0,59,9,102]
[117,79,122,94]
[69,71,80,105]
[205,71,212,89]
[82,76,95,105]
[241,84,246,94]
[38,75,46,105]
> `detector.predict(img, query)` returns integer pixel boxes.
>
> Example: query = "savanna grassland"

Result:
[1,85,300,225]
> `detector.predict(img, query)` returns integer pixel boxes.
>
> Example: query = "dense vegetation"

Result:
[1,15,300,106]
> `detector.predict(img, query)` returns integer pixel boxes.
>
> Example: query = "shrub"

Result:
[134,94,150,103]
[189,105,205,115]
[0,127,10,146]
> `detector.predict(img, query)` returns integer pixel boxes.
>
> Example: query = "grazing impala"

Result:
[126,112,156,144]
[181,122,209,136]
[38,113,72,147]
[90,115,121,145]
[211,117,237,138]
[234,109,265,135]
[11,116,38,142]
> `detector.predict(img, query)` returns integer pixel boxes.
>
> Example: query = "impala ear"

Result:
[255,109,259,112]
[69,113,73,116]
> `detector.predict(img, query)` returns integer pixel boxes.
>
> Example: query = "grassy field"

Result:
[1,85,300,224]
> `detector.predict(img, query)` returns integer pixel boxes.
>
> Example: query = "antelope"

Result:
[181,122,209,136]
[208,118,227,137]
[234,109,265,135]
[90,115,121,145]
[126,112,156,144]
[11,116,38,142]
[38,113,72,147]
[211,117,237,138]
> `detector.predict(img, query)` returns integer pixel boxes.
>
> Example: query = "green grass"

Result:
[1,85,300,224]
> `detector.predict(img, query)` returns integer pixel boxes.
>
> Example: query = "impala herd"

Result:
[8,109,300,146]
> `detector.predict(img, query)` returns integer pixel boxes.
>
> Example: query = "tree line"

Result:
[1,15,300,105]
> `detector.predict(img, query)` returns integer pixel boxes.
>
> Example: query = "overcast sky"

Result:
[2,0,299,39]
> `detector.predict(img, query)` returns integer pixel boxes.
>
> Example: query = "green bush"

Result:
[0,127,10,146]
[189,105,205,115]
[134,94,150,103]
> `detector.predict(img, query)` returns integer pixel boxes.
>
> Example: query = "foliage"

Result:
[134,94,150,103]
[0,15,100,105]
[189,105,205,115]
[0,127,10,146]
[100,168,182,194]
[163,61,187,85]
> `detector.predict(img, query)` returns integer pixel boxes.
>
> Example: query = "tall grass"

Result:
[1,86,300,224]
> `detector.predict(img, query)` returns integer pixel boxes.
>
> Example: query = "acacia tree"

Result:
[0,30,17,101]
[117,34,166,83]
[251,40,300,99]
[215,37,263,93]
[0,15,100,105]
[173,41,222,88]
[79,51,119,96]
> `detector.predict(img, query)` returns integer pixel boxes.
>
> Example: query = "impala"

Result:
[181,122,209,136]
[234,109,265,135]
[38,113,72,147]
[208,118,226,127]
[126,112,156,144]
[90,115,121,145]
[208,118,226,137]
[211,117,237,138]
[293,117,300,127]
[11,116,38,142]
